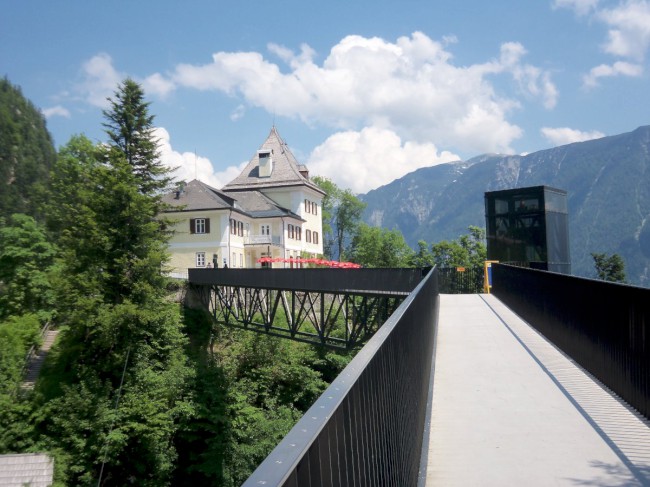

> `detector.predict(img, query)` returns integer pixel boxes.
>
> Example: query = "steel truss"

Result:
[192,284,405,349]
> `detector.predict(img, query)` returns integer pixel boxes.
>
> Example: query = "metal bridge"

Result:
[188,265,650,486]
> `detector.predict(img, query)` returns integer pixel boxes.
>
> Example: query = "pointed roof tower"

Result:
[222,127,324,194]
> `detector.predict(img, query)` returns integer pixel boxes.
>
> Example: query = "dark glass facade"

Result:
[485,186,570,274]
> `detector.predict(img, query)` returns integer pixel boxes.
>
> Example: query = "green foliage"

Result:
[103,78,171,195]
[311,176,366,259]
[0,313,41,395]
[0,81,355,485]
[350,223,414,267]
[0,77,56,220]
[33,80,193,485]
[431,226,487,268]
[0,214,58,320]
[410,240,435,268]
[591,252,627,283]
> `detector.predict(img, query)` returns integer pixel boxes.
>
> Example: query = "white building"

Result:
[161,127,325,274]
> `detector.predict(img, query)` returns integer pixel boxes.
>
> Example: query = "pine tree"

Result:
[40,82,193,486]
[102,78,171,196]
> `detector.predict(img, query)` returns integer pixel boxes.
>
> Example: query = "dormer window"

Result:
[258,150,273,178]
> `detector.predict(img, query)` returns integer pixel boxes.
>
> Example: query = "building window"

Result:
[190,218,210,234]
[239,253,243,268]
[196,252,206,267]
[306,229,312,243]
[288,224,294,239]
[261,224,270,236]
[313,232,319,244]
[238,221,244,236]
[296,227,301,241]
[232,252,236,267]
[304,200,318,216]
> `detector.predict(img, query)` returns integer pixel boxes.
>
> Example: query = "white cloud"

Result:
[143,72,176,98]
[230,104,246,121]
[149,32,556,155]
[582,60,643,86]
[552,0,599,16]
[556,0,650,86]
[154,127,246,189]
[541,126,605,145]
[598,0,650,60]
[75,53,123,108]
[307,126,459,194]
[498,42,559,108]
[42,105,70,118]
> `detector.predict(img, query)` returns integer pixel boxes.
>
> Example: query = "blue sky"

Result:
[2,0,649,193]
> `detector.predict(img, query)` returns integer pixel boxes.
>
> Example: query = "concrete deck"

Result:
[424,294,650,486]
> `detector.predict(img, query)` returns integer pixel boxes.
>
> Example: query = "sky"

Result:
[2,0,649,194]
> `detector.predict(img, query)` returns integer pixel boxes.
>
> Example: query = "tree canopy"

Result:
[0,77,56,220]
[431,226,487,268]
[311,176,366,260]
[350,223,414,268]
[591,252,627,283]
[103,78,170,195]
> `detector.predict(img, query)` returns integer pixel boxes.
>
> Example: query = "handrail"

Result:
[242,267,439,486]
[189,267,425,296]
[492,264,650,420]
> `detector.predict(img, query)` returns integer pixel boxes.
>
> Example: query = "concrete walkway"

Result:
[425,294,650,486]
[21,329,59,390]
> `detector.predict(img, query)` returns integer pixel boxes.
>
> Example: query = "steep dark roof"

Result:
[222,127,324,195]
[161,179,236,211]
[162,179,303,221]
[223,190,304,220]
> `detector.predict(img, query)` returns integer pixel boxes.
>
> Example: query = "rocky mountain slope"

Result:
[361,125,650,286]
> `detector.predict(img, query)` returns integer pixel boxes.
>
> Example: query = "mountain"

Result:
[360,125,650,286]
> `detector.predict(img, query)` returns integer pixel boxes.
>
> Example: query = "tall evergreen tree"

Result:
[39,82,193,486]
[102,78,171,196]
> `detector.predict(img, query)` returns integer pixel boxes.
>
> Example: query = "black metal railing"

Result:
[242,268,440,486]
[492,264,650,420]
[437,267,484,294]
[189,267,426,296]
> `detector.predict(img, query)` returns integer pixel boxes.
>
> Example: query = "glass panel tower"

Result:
[485,186,570,274]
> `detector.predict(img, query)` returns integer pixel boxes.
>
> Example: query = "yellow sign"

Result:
[456,267,466,272]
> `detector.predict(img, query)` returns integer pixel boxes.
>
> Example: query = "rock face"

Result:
[360,125,650,286]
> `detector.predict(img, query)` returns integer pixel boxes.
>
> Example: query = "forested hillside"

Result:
[0,79,352,486]
[0,77,56,220]
[361,126,650,286]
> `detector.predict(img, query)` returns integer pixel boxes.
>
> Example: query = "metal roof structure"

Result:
[161,179,236,212]
[0,453,53,487]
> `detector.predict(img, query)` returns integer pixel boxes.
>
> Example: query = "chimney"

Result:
[258,150,273,177]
